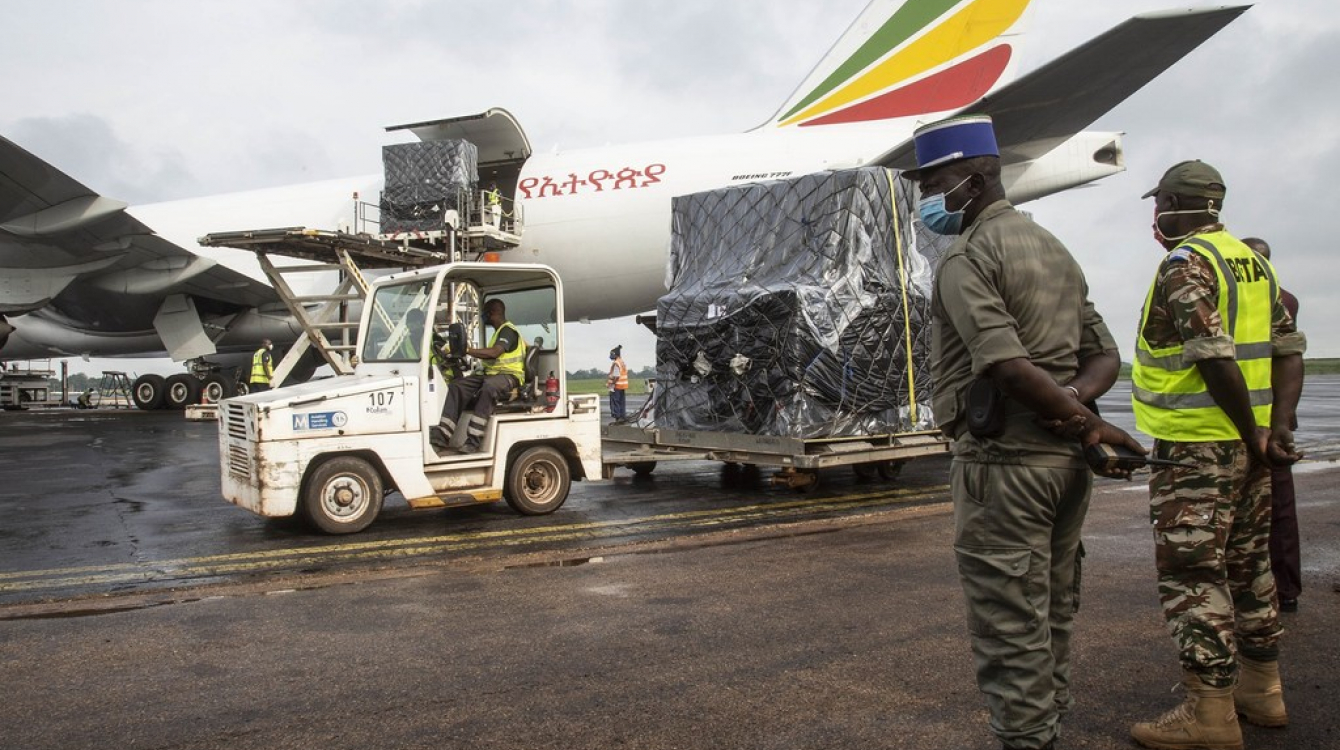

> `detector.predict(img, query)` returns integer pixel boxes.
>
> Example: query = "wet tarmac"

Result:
[0,394,956,606]
[0,381,1337,749]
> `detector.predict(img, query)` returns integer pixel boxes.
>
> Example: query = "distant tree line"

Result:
[45,373,102,394]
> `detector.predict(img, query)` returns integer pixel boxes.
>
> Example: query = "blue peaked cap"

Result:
[905,115,999,177]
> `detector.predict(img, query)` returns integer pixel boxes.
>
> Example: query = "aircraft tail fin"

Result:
[874,5,1252,170]
[763,0,1035,130]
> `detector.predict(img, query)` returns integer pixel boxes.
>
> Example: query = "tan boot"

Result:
[1235,656,1288,727]
[1131,673,1243,750]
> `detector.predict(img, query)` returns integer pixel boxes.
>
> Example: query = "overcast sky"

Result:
[3,0,1334,379]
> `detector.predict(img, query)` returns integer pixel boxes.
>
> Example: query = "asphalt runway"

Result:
[0,379,1336,749]
[0,393,955,606]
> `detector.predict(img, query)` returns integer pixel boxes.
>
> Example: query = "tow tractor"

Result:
[218,260,602,533]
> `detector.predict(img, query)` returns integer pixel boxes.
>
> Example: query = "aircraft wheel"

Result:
[302,456,384,534]
[165,374,202,409]
[200,374,234,404]
[505,445,571,516]
[131,374,167,410]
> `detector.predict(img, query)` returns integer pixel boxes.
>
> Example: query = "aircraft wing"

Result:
[876,5,1251,169]
[0,134,277,318]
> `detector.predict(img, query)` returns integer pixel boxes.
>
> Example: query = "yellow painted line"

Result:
[0,483,944,582]
[0,483,949,594]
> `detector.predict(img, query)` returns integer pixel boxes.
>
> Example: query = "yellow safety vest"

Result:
[482,321,526,381]
[1132,232,1277,441]
[485,188,501,205]
[250,347,272,384]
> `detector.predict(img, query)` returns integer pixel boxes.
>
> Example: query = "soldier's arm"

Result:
[1164,255,1268,460]
[991,357,1144,457]
[1066,349,1120,404]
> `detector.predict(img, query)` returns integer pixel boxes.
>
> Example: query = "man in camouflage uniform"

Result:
[909,115,1142,750]
[1130,161,1305,750]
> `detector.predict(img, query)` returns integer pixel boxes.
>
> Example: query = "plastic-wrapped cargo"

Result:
[380,140,479,234]
[654,167,952,438]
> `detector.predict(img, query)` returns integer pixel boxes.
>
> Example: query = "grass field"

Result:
[565,377,651,395]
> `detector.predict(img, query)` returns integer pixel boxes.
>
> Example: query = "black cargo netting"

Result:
[380,140,479,233]
[653,167,952,438]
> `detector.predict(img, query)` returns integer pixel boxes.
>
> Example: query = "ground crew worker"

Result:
[607,345,628,422]
[906,114,1142,750]
[1129,161,1305,750]
[1243,236,1303,614]
[431,299,526,454]
[403,308,454,381]
[249,339,275,393]
[484,182,502,228]
[76,388,93,409]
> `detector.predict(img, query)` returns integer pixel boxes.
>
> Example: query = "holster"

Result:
[966,377,1006,438]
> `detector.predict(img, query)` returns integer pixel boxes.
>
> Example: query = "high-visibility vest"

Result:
[611,358,628,390]
[1132,232,1277,441]
[482,321,526,381]
[485,188,501,205]
[250,347,272,384]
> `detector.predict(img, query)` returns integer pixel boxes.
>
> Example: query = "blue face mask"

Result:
[917,176,973,235]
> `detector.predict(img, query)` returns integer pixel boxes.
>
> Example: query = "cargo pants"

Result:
[952,455,1091,750]
[1148,440,1281,688]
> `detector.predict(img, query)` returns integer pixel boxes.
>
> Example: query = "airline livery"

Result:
[0,0,1248,406]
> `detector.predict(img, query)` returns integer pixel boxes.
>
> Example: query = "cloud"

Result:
[7,114,198,203]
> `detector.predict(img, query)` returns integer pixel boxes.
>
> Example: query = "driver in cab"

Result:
[431,299,526,454]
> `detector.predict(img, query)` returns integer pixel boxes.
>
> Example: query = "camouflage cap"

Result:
[1142,160,1226,200]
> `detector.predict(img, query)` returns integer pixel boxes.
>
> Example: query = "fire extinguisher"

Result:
[544,371,560,412]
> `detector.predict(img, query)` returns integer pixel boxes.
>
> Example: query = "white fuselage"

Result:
[145,120,1124,324]
[0,120,1121,360]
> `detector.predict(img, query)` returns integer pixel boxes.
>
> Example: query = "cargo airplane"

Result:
[0,0,1248,408]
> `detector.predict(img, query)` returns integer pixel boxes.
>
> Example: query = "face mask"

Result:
[1153,201,1219,244]
[917,176,974,235]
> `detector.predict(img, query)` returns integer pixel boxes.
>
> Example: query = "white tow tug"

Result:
[218,260,601,534]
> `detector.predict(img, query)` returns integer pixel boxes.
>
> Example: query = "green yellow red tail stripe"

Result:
[777,0,1032,128]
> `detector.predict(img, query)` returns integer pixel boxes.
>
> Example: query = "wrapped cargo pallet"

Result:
[654,167,952,438]
[380,140,479,234]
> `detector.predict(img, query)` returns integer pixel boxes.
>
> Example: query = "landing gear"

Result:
[164,374,202,409]
[200,374,234,404]
[132,374,167,410]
